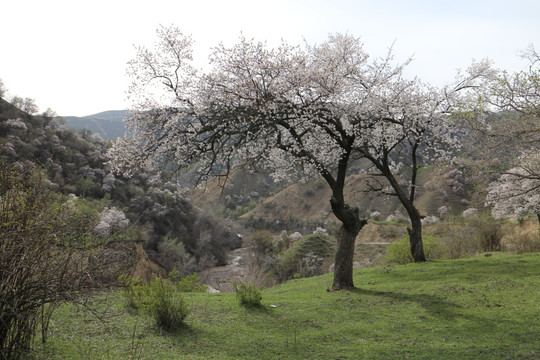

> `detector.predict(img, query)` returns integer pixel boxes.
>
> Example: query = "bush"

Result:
[434,226,482,259]
[272,234,333,282]
[170,272,207,292]
[121,275,189,331]
[247,230,275,255]
[233,282,262,307]
[148,278,189,331]
[119,275,146,311]
[0,162,124,359]
[456,214,503,252]
[502,221,540,253]
[384,234,440,264]
[0,161,95,359]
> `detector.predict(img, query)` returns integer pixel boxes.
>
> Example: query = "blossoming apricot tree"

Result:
[109,26,488,288]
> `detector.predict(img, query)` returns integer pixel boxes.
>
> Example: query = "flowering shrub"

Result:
[94,206,130,238]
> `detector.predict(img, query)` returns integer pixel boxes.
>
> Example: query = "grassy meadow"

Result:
[32,252,539,360]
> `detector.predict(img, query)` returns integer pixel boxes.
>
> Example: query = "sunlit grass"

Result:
[33,252,540,359]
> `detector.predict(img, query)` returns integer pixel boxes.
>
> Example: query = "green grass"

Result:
[33,253,540,359]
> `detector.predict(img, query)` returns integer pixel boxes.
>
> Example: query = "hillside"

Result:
[189,162,475,236]
[62,110,128,140]
[32,253,540,359]
[0,99,241,276]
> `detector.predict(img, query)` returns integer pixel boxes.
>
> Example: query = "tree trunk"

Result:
[330,199,367,291]
[537,213,540,225]
[407,213,427,263]
[332,224,361,290]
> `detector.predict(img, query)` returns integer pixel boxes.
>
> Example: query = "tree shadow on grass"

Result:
[349,287,539,354]
[351,287,466,321]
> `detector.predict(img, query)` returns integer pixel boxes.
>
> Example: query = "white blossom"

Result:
[4,118,27,132]
[94,207,130,238]
[486,151,540,220]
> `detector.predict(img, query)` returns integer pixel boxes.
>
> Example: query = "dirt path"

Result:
[199,247,251,292]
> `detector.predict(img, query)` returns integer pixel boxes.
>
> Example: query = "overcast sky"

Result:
[1,0,539,116]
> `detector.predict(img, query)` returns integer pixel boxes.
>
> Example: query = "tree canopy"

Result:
[109,26,492,288]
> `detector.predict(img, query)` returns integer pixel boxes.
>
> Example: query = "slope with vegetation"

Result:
[63,110,128,140]
[0,95,241,277]
[31,253,540,359]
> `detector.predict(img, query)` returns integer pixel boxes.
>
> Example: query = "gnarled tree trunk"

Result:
[330,198,367,291]
[332,222,363,290]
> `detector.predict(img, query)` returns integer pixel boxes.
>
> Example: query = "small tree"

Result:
[10,96,38,114]
[109,28,369,290]
[486,151,540,222]
[0,162,128,359]
[351,59,492,262]
[0,79,6,99]
[109,27,490,287]
[472,46,540,221]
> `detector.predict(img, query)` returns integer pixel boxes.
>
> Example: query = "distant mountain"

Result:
[62,110,129,140]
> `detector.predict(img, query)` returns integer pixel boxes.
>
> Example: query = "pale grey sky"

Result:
[1,0,539,116]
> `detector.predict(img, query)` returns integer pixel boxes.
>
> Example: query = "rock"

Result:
[370,211,382,221]
[438,206,449,219]
[463,208,478,217]
[422,215,440,225]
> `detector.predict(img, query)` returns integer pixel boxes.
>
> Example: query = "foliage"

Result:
[273,234,333,281]
[120,275,189,331]
[486,151,540,220]
[232,282,263,308]
[147,277,189,331]
[428,223,482,260]
[170,272,207,293]
[0,95,242,276]
[466,214,504,251]
[127,168,241,274]
[0,161,125,360]
[119,275,146,311]
[383,234,441,264]
[0,78,6,99]
[469,45,540,221]
[502,220,540,253]
[247,230,275,255]
[30,253,540,359]
[93,206,130,238]
[10,95,39,114]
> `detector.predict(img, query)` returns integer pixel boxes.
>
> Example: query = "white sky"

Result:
[1,0,539,116]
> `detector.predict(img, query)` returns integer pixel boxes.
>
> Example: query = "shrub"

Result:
[272,234,333,281]
[384,234,441,264]
[502,221,540,253]
[247,230,275,255]
[121,275,189,331]
[466,215,503,251]
[0,162,124,359]
[119,275,146,311]
[147,277,189,331]
[434,226,482,260]
[297,252,325,278]
[170,272,207,293]
[233,282,263,307]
